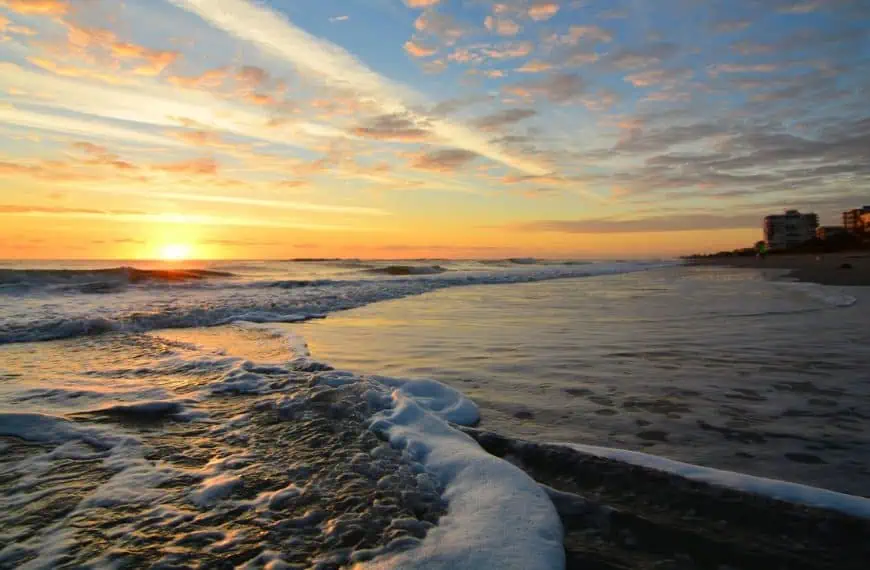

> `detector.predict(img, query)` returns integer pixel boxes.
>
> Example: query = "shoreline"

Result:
[686,251,870,287]
[463,427,870,570]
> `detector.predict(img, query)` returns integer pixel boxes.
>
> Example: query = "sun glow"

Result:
[159,243,192,261]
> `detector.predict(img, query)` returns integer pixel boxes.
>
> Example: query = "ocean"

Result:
[1,259,868,569]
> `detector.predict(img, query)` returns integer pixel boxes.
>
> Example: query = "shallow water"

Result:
[290,266,870,496]
[2,262,869,568]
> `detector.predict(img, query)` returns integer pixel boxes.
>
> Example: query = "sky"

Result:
[0,0,868,260]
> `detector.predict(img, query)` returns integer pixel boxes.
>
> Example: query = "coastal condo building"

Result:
[764,210,819,250]
[842,206,870,234]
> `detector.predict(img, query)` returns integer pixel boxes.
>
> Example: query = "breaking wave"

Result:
[0,267,235,293]
[366,265,448,276]
[0,261,673,344]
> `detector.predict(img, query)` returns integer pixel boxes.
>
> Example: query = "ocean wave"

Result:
[366,265,448,276]
[0,267,235,294]
[0,261,671,344]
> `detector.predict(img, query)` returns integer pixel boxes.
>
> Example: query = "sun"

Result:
[159,244,192,261]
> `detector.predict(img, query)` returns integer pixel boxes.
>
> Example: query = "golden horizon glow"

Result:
[159,243,193,261]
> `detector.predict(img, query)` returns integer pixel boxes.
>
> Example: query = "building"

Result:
[817,225,847,240]
[860,212,870,234]
[764,210,819,250]
[842,206,870,234]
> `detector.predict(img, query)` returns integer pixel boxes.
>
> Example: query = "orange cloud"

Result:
[54,23,179,76]
[245,93,276,105]
[404,0,440,7]
[484,16,520,37]
[528,3,560,21]
[154,157,219,176]
[404,39,436,57]
[1,0,67,15]
[516,60,552,73]
[167,67,229,89]
[414,12,470,44]
[71,141,137,170]
[26,57,131,84]
[0,159,96,181]
[110,42,179,75]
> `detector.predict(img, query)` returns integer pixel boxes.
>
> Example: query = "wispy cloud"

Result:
[79,187,391,217]
[169,0,549,175]
[0,206,358,230]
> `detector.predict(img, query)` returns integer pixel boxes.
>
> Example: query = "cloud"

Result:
[412,148,479,171]
[614,123,725,153]
[605,43,679,69]
[328,15,349,22]
[109,42,179,75]
[167,67,229,89]
[0,204,141,215]
[516,60,552,73]
[504,73,585,103]
[404,0,441,7]
[352,113,431,141]
[414,11,472,44]
[71,181,389,217]
[71,141,137,170]
[235,65,270,88]
[1,64,340,149]
[528,2,560,21]
[26,57,132,85]
[60,23,180,76]
[0,205,356,230]
[171,130,225,146]
[707,63,778,76]
[473,108,536,131]
[0,105,185,148]
[202,239,282,247]
[0,160,96,182]
[778,1,822,14]
[404,39,436,57]
[484,16,521,36]
[562,25,613,44]
[0,0,67,15]
[508,213,761,233]
[712,19,751,33]
[154,157,219,175]
[624,68,693,87]
[731,41,773,55]
[169,0,548,175]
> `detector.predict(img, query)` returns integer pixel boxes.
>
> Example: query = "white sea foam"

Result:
[775,280,858,308]
[0,412,120,449]
[554,442,870,519]
[362,376,565,570]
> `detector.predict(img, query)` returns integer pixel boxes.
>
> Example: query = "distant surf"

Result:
[0,259,671,344]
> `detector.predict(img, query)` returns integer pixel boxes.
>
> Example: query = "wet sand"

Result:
[464,427,870,570]
[687,252,870,286]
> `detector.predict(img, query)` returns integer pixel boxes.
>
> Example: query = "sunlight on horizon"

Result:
[159,243,193,261]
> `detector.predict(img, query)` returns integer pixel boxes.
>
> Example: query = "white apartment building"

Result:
[764,210,819,250]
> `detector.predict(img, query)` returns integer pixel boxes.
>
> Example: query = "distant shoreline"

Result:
[685,251,870,287]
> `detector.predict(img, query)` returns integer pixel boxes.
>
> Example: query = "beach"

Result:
[688,251,870,286]
[1,260,869,569]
